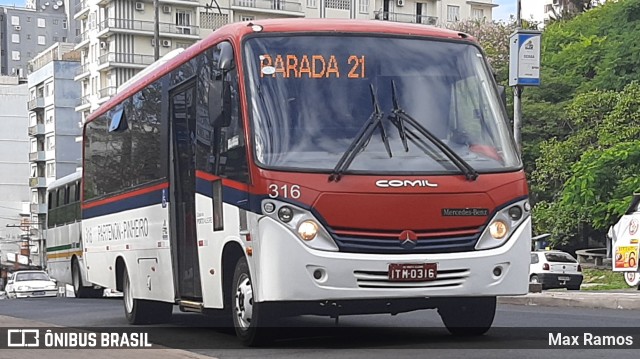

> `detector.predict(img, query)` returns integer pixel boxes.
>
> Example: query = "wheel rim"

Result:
[530,275,539,284]
[624,272,640,287]
[123,273,134,313]
[235,274,253,330]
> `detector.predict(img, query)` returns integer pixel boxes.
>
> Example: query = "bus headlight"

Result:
[261,199,338,251]
[489,220,508,239]
[298,220,319,241]
[476,199,530,250]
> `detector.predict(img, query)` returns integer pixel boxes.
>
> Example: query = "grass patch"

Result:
[581,268,630,291]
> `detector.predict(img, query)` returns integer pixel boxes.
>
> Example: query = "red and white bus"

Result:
[81,19,531,345]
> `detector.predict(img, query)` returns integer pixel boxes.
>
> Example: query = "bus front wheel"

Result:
[438,296,496,336]
[231,257,273,346]
[122,266,172,324]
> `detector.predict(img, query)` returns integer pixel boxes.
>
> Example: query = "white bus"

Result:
[46,170,103,297]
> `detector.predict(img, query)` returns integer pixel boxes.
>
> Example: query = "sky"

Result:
[494,0,518,22]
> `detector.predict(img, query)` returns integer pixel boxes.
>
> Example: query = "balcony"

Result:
[28,124,46,137]
[30,203,47,214]
[29,151,46,162]
[74,31,91,50]
[29,177,47,188]
[97,52,155,71]
[98,86,117,103]
[74,62,91,81]
[231,0,304,15]
[28,97,45,111]
[373,11,438,26]
[75,95,92,112]
[97,18,200,39]
[74,0,90,20]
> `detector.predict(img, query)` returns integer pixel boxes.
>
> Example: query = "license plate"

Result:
[388,263,437,282]
[32,291,45,296]
[558,276,570,281]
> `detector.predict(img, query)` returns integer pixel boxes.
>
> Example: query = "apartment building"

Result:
[0,0,80,79]
[73,0,496,123]
[26,42,82,245]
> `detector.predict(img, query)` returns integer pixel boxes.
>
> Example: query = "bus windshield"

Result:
[244,34,520,174]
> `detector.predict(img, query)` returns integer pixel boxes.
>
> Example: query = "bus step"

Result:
[178,300,204,313]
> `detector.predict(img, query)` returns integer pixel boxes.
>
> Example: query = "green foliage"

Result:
[533,82,640,245]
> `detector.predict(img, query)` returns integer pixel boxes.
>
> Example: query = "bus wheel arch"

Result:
[71,255,102,298]
[222,241,244,311]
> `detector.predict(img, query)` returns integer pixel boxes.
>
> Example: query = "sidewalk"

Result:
[0,315,215,359]
[498,290,640,310]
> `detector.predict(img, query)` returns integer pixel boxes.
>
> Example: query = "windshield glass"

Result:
[16,272,50,281]
[244,35,520,174]
[545,253,577,263]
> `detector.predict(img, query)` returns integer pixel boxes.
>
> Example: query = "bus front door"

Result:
[169,81,203,300]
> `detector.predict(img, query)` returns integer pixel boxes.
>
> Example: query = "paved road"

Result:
[1,297,640,358]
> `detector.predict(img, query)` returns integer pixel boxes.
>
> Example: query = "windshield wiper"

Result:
[389,80,479,181]
[329,83,391,182]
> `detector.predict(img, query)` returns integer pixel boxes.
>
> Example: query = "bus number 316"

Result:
[268,184,301,199]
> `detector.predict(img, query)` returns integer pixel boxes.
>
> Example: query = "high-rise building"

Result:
[26,42,82,254]
[0,0,80,79]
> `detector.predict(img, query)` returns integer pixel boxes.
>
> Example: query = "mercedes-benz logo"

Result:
[399,230,418,249]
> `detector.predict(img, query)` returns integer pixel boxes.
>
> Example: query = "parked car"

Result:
[530,251,583,290]
[4,270,58,299]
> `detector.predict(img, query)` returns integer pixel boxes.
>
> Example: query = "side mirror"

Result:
[208,81,232,128]
[218,42,235,71]
[497,85,507,109]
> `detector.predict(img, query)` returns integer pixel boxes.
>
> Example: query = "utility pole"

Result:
[154,0,160,61]
[513,0,523,154]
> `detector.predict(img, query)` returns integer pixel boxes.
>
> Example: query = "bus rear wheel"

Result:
[122,265,172,324]
[438,296,496,336]
[72,259,102,298]
[231,257,273,346]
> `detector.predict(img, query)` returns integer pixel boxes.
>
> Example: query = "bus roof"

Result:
[86,19,473,124]
[47,169,82,191]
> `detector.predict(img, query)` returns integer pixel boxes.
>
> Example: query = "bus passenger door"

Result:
[169,80,203,300]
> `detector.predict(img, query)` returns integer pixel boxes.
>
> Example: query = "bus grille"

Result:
[354,268,469,289]
[329,227,482,254]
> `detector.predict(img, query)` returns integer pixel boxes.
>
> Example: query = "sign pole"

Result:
[509,0,541,156]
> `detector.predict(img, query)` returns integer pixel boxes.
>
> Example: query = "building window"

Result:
[325,0,350,10]
[53,19,59,25]
[45,82,53,96]
[12,34,20,43]
[46,136,55,151]
[45,109,54,124]
[359,0,369,13]
[11,16,19,26]
[472,8,484,20]
[27,17,31,22]
[38,18,46,28]
[27,34,31,40]
[175,10,192,34]
[11,51,20,61]
[63,19,67,29]
[447,5,460,22]
[239,15,254,22]
[46,162,55,178]
[307,0,317,7]
[38,35,46,45]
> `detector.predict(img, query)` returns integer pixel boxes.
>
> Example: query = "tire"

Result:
[231,257,273,346]
[72,259,103,298]
[122,265,173,324]
[438,297,496,336]
[529,274,539,284]
[623,271,640,287]
[567,286,581,291]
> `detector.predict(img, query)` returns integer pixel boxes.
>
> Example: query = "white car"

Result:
[5,270,58,299]
[530,251,583,290]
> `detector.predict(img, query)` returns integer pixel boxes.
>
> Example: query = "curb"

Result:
[498,292,640,310]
